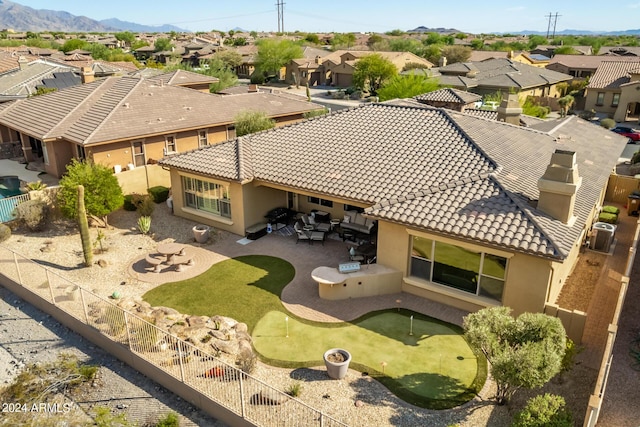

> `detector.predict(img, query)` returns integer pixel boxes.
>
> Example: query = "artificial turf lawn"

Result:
[142,255,295,332]
[142,255,485,409]
[253,309,484,409]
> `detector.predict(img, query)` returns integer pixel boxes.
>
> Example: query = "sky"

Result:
[12,0,640,34]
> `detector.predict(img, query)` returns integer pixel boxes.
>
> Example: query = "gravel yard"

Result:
[0,204,604,426]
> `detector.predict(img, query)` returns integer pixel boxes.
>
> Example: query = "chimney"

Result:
[81,66,95,84]
[537,150,582,224]
[315,55,322,65]
[496,93,522,126]
[438,56,447,67]
[17,56,28,70]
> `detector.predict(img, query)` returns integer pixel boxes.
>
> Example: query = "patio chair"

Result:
[310,231,325,245]
[294,221,311,244]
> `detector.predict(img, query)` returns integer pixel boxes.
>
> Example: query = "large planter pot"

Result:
[323,348,351,379]
[192,225,210,243]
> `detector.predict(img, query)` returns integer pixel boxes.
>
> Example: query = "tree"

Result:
[441,45,472,64]
[61,39,89,53]
[58,159,124,226]
[330,33,356,50]
[234,111,275,137]
[377,73,440,101]
[114,31,135,46]
[154,37,173,52]
[77,185,93,267]
[557,95,575,117]
[463,307,566,405]
[255,39,303,78]
[352,54,398,95]
[304,33,320,44]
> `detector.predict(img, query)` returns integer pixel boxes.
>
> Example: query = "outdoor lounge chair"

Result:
[294,221,311,244]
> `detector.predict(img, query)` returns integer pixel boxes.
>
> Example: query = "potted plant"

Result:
[323,348,351,379]
[192,224,211,243]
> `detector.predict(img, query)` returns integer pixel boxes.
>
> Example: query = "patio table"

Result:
[157,242,185,264]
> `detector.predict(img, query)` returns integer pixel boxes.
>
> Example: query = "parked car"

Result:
[612,126,640,143]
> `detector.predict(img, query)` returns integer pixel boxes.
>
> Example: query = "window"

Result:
[308,196,333,207]
[596,92,605,106]
[612,93,620,107]
[227,125,236,140]
[165,135,176,154]
[198,130,208,146]
[76,145,86,161]
[344,204,365,213]
[132,141,145,167]
[409,236,507,302]
[182,176,231,218]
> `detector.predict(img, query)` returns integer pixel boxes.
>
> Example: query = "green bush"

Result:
[600,118,616,129]
[148,186,170,203]
[0,223,10,243]
[602,206,620,215]
[598,212,618,224]
[15,199,48,231]
[123,194,137,211]
[156,412,180,427]
[632,151,640,165]
[512,393,572,427]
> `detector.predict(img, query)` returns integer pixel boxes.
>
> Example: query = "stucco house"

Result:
[159,101,627,316]
[584,60,640,122]
[434,58,572,98]
[0,76,324,178]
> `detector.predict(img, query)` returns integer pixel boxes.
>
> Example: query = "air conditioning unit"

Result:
[589,222,616,252]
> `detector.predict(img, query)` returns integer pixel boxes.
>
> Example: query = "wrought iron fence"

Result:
[0,245,349,427]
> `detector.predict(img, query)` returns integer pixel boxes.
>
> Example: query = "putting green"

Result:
[253,310,484,408]
[143,255,485,409]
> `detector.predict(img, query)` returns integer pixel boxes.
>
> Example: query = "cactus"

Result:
[138,215,151,235]
[77,185,93,267]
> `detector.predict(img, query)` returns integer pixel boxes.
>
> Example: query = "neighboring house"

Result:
[143,69,219,93]
[433,58,572,98]
[598,46,640,57]
[0,59,80,102]
[414,87,481,112]
[134,45,156,61]
[0,51,38,75]
[546,54,640,79]
[324,50,433,88]
[530,45,593,57]
[232,45,259,78]
[0,76,324,178]
[285,46,332,87]
[584,60,640,122]
[159,101,627,316]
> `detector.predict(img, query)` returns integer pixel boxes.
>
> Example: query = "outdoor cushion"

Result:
[343,214,351,223]
[354,214,367,226]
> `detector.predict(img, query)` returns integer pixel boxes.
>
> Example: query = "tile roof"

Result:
[160,103,626,260]
[146,69,219,86]
[0,76,323,145]
[437,58,572,90]
[0,60,76,97]
[587,60,640,89]
[547,54,640,69]
[414,88,481,104]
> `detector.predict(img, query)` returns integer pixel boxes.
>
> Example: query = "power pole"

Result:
[545,12,561,39]
[276,0,285,33]
[552,12,561,39]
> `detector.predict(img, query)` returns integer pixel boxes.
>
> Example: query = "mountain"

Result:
[408,26,461,34]
[99,18,188,33]
[508,29,640,36]
[0,0,116,32]
[0,0,187,33]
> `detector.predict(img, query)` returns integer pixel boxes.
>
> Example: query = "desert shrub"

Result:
[598,212,618,224]
[148,186,170,203]
[155,412,180,427]
[602,206,620,215]
[15,199,48,231]
[123,194,137,211]
[285,381,303,397]
[600,118,616,129]
[0,223,10,242]
[25,181,47,191]
[632,151,640,165]
[135,194,155,216]
[236,351,257,374]
[512,393,572,427]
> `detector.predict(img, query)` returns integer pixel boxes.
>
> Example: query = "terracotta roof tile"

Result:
[587,60,640,89]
